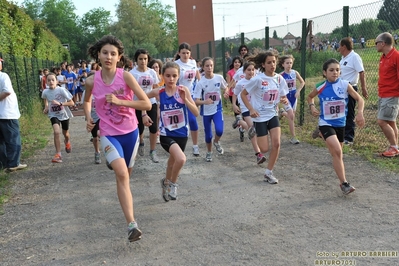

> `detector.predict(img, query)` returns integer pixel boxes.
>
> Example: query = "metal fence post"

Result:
[265,27,270,50]
[196,44,200,61]
[208,41,212,58]
[299,18,307,126]
[221,38,226,79]
[241,32,245,45]
[343,6,349,37]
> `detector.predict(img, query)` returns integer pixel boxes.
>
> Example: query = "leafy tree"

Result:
[377,0,399,30]
[273,30,278,39]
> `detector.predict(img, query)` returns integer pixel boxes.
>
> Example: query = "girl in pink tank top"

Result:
[83,35,151,243]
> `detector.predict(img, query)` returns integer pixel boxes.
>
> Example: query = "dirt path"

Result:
[1,114,399,266]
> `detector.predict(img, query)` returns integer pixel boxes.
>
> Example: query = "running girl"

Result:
[277,54,305,144]
[194,57,228,162]
[307,58,364,195]
[83,35,152,242]
[42,72,74,163]
[130,49,160,163]
[175,43,201,156]
[240,51,289,184]
[147,62,199,201]
[233,62,266,165]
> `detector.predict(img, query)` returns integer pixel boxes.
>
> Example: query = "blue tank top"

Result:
[159,86,189,137]
[317,78,349,127]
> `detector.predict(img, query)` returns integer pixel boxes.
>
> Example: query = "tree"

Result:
[273,30,278,39]
[377,0,399,30]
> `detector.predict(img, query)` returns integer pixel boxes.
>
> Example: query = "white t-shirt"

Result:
[0,72,20,119]
[57,74,66,89]
[130,67,159,104]
[193,74,227,116]
[234,78,252,113]
[233,67,245,82]
[175,59,198,95]
[42,87,73,121]
[340,50,364,86]
[244,73,289,122]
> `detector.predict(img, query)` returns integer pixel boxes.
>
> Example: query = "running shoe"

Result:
[106,160,113,170]
[340,182,356,195]
[213,142,224,155]
[381,146,399,158]
[161,178,170,202]
[248,125,256,139]
[52,154,62,163]
[232,115,242,129]
[205,152,212,162]
[127,222,142,242]
[150,150,159,163]
[264,171,278,184]
[94,152,101,164]
[290,137,300,144]
[192,145,200,156]
[311,126,321,139]
[138,143,144,156]
[239,127,245,142]
[169,182,178,200]
[65,142,72,153]
[256,153,266,165]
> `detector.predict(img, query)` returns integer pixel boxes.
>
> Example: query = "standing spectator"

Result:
[360,36,365,48]
[225,51,232,70]
[339,37,368,145]
[375,32,399,157]
[0,58,27,172]
[238,44,248,59]
[394,34,398,45]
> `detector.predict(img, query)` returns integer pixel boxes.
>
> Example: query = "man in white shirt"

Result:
[339,37,369,144]
[0,58,27,172]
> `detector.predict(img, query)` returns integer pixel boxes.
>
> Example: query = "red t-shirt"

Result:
[378,47,399,98]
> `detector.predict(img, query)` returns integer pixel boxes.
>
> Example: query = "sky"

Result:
[16,0,382,39]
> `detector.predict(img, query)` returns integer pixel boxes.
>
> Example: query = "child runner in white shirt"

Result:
[278,54,305,144]
[194,57,228,162]
[147,62,199,201]
[241,51,289,184]
[42,72,74,163]
[233,62,266,165]
[174,43,201,156]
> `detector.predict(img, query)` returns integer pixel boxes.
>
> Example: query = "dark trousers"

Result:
[0,119,22,168]
[344,86,357,142]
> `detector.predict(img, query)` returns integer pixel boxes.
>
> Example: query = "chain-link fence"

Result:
[155,1,397,151]
[0,53,58,116]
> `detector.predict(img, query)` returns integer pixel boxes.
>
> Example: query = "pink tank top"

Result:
[92,68,138,136]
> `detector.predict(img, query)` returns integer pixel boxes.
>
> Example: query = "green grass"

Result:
[0,100,51,212]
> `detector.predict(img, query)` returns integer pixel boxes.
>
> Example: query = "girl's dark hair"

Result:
[242,61,255,72]
[46,72,57,79]
[175,42,191,60]
[277,54,294,69]
[322,58,339,72]
[87,35,126,67]
[134,48,151,63]
[148,59,163,75]
[238,44,248,54]
[246,50,278,73]
[229,56,243,70]
[201,57,213,70]
[162,61,180,75]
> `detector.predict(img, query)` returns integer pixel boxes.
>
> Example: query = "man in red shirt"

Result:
[376,32,399,157]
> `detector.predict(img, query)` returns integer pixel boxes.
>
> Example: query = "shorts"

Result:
[50,117,69,131]
[91,120,100,138]
[319,126,344,142]
[253,116,280,137]
[75,86,83,93]
[242,111,250,118]
[101,129,139,168]
[160,136,188,153]
[377,97,399,121]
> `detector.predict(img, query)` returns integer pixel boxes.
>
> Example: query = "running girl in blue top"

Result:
[147,62,199,202]
[307,58,365,195]
[278,55,305,144]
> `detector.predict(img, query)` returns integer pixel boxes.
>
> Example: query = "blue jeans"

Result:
[0,119,21,168]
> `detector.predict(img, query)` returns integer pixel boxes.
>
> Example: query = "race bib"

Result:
[286,79,296,90]
[67,77,73,84]
[184,70,195,81]
[138,76,152,89]
[205,92,220,102]
[161,108,185,131]
[262,89,279,103]
[50,104,63,113]
[323,99,345,120]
